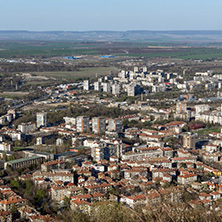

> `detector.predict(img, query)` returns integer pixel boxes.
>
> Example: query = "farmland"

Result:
[1,40,222,61]
[32,66,119,81]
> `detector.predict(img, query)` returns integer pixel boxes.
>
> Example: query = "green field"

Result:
[32,67,119,80]
[117,48,222,60]
[1,41,222,60]
[195,127,221,136]
[0,41,103,58]
[0,91,29,99]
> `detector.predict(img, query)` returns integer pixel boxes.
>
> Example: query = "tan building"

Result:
[51,185,84,201]
[0,210,12,222]
[183,133,196,149]
[0,196,26,211]
[41,160,65,172]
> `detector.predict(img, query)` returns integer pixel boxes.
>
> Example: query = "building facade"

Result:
[76,116,90,133]
[36,112,47,128]
[92,117,106,134]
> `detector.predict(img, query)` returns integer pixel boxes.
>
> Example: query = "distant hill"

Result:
[0,30,222,42]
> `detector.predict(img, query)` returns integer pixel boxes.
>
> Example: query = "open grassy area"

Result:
[1,40,222,60]
[0,91,29,99]
[32,67,118,80]
[116,48,222,60]
[0,41,102,58]
[195,127,221,136]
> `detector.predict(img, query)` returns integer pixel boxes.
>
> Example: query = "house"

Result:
[164,121,187,130]
[191,182,203,190]
[85,183,112,193]
[70,199,91,213]
[51,185,84,201]
[33,170,74,183]
[106,170,121,180]
[0,196,26,211]
[159,147,173,158]
[188,199,203,208]
[210,192,221,200]
[177,173,197,185]
[198,192,211,200]
[146,190,161,204]
[120,194,146,208]
[0,210,12,222]
[139,181,155,190]
[124,168,148,179]
[203,144,219,153]
[152,168,176,179]
[41,160,65,172]
[177,149,191,158]
[28,214,55,221]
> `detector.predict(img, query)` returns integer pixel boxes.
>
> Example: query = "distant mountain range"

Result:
[1,30,222,42]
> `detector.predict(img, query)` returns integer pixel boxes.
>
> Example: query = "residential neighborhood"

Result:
[0,63,222,220]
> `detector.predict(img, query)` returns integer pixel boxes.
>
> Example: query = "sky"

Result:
[1,0,222,31]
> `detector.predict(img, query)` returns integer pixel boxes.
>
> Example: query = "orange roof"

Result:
[72,199,91,205]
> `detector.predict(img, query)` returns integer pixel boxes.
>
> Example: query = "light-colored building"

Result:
[195,104,210,114]
[0,142,12,152]
[76,116,90,133]
[41,160,65,172]
[112,84,120,95]
[92,117,106,134]
[176,102,187,114]
[94,82,101,91]
[128,83,136,97]
[103,82,111,93]
[56,138,64,146]
[36,112,47,128]
[63,117,76,125]
[178,173,197,185]
[183,133,196,149]
[83,80,90,91]
[127,83,140,97]
[143,67,148,73]
[18,122,36,134]
[107,118,122,133]
[36,137,43,145]
[92,146,106,162]
[134,67,139,73]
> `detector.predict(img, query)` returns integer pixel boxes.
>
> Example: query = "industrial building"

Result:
[4,156,44,170]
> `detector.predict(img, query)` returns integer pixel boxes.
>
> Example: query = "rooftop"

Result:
[6,155,42,164]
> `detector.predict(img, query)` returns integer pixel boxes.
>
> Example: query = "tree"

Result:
[10,204,17,213]
[10,179,20,189]
[35,189,46,204]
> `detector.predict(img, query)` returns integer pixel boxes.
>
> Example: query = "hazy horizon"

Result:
[1,30,222,32]
[1,0,222,31]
